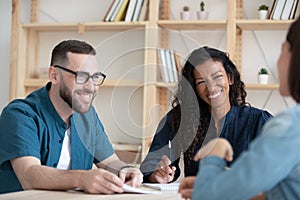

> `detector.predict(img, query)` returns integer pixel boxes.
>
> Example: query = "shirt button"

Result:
[53,163,57,167]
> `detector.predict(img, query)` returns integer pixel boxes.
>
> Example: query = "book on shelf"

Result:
[124,0,138,22]
[271,0,287,19]
[103,0,121,22]
[169,50,178,82]
[289,0,299,19]
[114,0,130,21]
[132,0,144,21]
[138,0,149,21]
[268,0,277,19]
[157,49,181,83]
[293,0,300,18]
[157,48,170,82]
[174,51,182,75]
[109,0,123,21]
[281,0,295,19]
[164,49,175,83]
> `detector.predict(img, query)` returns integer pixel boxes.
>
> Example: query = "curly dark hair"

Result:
[170,46,247,165]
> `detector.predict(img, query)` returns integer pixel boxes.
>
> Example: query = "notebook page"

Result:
[123,184,161,194]
[142,183,180,191]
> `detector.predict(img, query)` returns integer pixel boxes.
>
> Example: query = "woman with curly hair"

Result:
[179,17,300,200]
[140,46,272,183]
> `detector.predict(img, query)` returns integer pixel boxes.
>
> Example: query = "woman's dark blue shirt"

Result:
[140,105,272,182]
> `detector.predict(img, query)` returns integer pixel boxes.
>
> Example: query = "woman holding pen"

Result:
[179,17,300,200]
[140,46,272,183]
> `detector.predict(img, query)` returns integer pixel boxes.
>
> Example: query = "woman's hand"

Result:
[149,155,176,183]
[194,138,234,162]
[178,176,196,199]
[119,167,143,187]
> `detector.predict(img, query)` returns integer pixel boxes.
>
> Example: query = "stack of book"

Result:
[103,0,149,22]
[269,0,300,20]
[157,48,182,83]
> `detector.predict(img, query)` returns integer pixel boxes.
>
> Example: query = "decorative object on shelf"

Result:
[181,6,191,20]
[197,1,208,20]
[258,67,269,84]
[258,4,269,20]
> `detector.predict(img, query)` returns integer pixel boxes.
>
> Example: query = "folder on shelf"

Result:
[169,50,178,82]
[157,48,170,82]
[125,0,138,21]
[114,0,130,21]
[132,0,144,21]
[104,0,121,22]
[289,0,299,19]
[293,0,300,18]
[138,0,149,21]
[272,0,287,19]
[110,0,123,21]
[281,0,295,19]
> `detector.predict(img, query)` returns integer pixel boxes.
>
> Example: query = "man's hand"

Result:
[194,138,234,162]
[118,167,143,187]
[178,176,196,199]
[149,155,176,183]
[79,168,124,194]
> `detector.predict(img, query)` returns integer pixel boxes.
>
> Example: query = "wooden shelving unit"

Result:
[9,0,293,161]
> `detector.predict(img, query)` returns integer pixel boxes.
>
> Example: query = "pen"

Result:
[168,140,172,176]
[168,140,172,161]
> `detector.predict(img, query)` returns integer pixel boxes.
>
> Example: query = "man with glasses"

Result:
[0,40,143,194]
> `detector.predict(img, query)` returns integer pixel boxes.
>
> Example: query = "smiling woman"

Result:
[140,46,273,184]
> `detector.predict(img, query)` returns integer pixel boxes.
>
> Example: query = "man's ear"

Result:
[48,66,59,84]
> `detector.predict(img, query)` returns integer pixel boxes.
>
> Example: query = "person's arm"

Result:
[140,111,180,183]
[96,153,143,187]
[11,156,124,194]
[192,111,300,200]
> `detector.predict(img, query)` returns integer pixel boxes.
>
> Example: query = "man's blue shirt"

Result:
[0,83,114,193]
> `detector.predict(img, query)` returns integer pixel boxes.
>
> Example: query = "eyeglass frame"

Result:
[54,65,106,86]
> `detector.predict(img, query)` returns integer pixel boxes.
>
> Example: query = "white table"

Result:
[0,189,183,200]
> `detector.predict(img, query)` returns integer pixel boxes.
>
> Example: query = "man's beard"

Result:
[59,81,95,114]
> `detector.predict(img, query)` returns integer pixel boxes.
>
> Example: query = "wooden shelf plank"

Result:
[236,20,293,30]
[112,143,141,151]
[24,79,143,87]
[245,83,279,90]
[157,20,227,30]
[22,22,147,32]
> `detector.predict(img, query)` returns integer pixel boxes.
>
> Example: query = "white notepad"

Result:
[142,183,180,191]
[123,184,161,194]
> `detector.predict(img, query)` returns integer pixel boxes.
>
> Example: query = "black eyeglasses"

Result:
[54,65,106,86]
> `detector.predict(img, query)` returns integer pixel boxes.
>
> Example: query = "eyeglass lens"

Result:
[76,72,105,85]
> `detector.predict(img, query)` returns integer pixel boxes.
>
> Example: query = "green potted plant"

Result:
[258,4,269,20]
[181,6,191,20]
[197,1,208,20]
[258,67,269,84]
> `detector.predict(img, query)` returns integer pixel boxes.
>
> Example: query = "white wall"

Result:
[0,0,11,111]
[0,0,295,135]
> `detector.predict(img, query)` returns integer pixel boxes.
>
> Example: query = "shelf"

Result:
[21,22,147,32]
[236,20,293,30]
[245,84,279,90]
[112,143,141,152]
[157,20,227,30]
[24,79,143,88]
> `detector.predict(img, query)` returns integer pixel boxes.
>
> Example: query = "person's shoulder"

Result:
[2,87,47,116]
[235,104,272,116]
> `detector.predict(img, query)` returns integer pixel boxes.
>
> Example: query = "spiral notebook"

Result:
[142,183,180,191]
